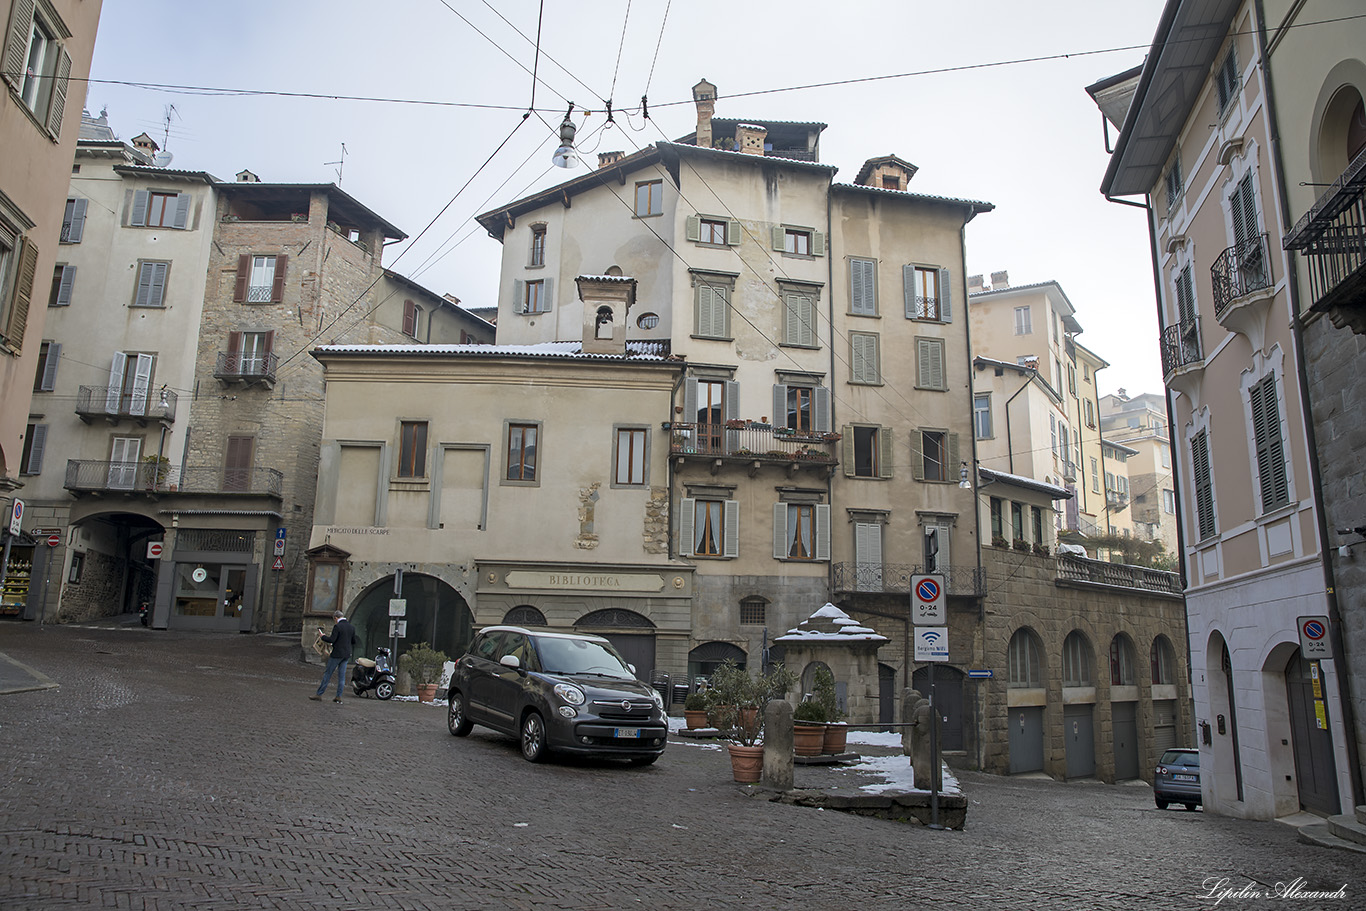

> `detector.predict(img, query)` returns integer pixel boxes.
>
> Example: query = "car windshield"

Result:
[1159,750,1199,768]
[533,636,634,678]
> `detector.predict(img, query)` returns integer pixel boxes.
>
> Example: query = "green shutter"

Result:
[773,503,788,559]
[696,284,714,336]
[1192,431,1215,538]
[842,426,855,477]
[685,215,700,242]
[723,500,740,558]
[727,220,741,245]
[679,498,696,556]
[811,231,825,256]
[772,225,785,251]
[816,505,831,560]
[910,430,924,481]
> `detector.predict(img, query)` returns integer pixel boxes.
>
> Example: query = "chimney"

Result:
[130,132,159,155]
[736,123,767,156]
[597,151,625,169]
[693,78,717,149]
[968,274,985,294]
[990,270,1010,290]
[236,169,261,183]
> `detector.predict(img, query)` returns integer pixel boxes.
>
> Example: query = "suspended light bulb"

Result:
[552,110,579,169]
[958,461,972,490]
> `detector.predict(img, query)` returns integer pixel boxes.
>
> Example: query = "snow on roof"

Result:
[978,467,1072,499]
[774,602,888,644]
[314,340,671,360]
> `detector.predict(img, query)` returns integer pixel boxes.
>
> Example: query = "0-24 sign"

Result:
[911,573,946,625]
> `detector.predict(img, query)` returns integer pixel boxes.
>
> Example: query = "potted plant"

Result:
[811,665,848,754]
[683,691,710,729]
[1013,537,1030,553]
[707,660,797,782]
[792,699,828,757]
[992,534,1009,549]
[399,643,450,702]
[1032,542,1051,557]
[141,455,171,490]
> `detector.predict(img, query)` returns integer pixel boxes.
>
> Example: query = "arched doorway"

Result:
[1285,649,1341,815]
[1007,627,1046,774]
[689,641,747,683]
[349,574,473,667]
[575,608,655,681]
[913,665,965,751]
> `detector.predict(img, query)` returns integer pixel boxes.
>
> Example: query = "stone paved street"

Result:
[0,622,1361,910]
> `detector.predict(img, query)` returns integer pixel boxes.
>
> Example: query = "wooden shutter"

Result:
[815,504,830,560]
[786,293,813,346]
[772,385,787,427]
[679,497,696,556]
[911,429,924,481]
[63,198,87,243]
[851,258,875,315]
[724,381,740,422]
[129,354,153,416]
[939,268,952,322]
[1251,375,1288,510]
[130,190,150,227]
[1176,267,1195,322]
[811,231,825,256]
[918,338,944,389]
[1192,430,1215,539]
[683,378,699,422]
[903,264,917,318]
[773,503,788,559]
[38,342,60,390]
[948,433,960,481]
[136,262,167,307]
[233,255,250,302]
[270,254,288,302]
[172,193,191,229]
[225,435,254,491]
[726,220,741,245]
[685,215,700,242]
[842,425,855,477]
[813,386,831,431]
[225,331,241,372]
[696,284,715,336]
[1231,174,1256,247]
[403,300,417,336]
[44,47,71,139]
[771,225,785,251]
[106,352,126,413]
[23,423,46,474]
[723,500,740,558]
[855,521,882,564]
[3,238,37,349]
[1,0,35,92]
[54,264,75,305]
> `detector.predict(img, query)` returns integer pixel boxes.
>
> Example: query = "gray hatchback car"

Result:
[446,626,668,765]
[1153,748,1201,810]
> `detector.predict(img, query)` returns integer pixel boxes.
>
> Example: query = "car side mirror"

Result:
[627,663,636,675]
[500,655,521,670]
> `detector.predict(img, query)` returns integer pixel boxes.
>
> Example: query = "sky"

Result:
[81,0,1169,396]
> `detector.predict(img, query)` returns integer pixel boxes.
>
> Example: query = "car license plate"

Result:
[614,727,641,738]
[1174,774,1196,782]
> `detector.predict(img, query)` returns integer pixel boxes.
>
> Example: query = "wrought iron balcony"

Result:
[1159,317,1203,377]
[831,562,986,597]
[1284,147,1366,314]
[214,351,278,385]
[75,385,177,424]
[64,461,283,497]
[667,422,838,468]
[1056,552,1182,596]
[1211,233,1272,318]
[1106,490,1130,511]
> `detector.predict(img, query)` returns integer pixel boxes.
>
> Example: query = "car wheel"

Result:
[520,711,547,762]
[376,680,394,701]
[1155,799,1168,810]
[627,755,659,767]
[447,690,473,736]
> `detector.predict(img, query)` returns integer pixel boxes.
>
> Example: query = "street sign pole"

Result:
[910,574,947,831]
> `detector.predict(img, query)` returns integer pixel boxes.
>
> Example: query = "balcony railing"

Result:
[1284,147,1366,312]
[1106,490,1129,510]
[1056,552,1182,596]
[1211,233,1273,318]
[1160,317,1203,377]
[831,562,986,597]
[214,351,278,384]
[667,422,838,466]
[75,386,177,423]
[64,461,283,497]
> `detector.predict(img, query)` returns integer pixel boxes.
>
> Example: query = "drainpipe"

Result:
[1254,0,1364,806]
[826,180,836,598]
[962,221,988,773]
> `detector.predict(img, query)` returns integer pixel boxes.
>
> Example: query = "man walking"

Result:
[310,610,357,703]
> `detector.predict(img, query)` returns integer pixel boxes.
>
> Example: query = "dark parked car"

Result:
[1154,747,1201,810]
[446,626,668,765]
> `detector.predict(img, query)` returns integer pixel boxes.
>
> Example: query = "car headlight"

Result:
[554,683,586,705]
[649,689,665,710]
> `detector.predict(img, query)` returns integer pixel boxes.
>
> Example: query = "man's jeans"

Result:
[316,656,349,698]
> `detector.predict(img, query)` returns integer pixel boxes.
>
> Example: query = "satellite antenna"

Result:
[152,104,176,167]
[324,143,347,185]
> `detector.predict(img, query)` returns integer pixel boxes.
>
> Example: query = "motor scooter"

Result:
[351,647,396,700]
[138,601,150,627]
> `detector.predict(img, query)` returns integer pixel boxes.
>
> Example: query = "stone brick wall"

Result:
[57,548,124,622]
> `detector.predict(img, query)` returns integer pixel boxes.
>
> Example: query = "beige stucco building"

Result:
[1094,0,1358,818]
[1101,391,1179,561]
[0,0,101,616]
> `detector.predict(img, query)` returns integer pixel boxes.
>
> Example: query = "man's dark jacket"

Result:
[321,618,358,660]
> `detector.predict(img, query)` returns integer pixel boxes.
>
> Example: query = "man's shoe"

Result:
[333,698,343,703]
[308,694,321,701]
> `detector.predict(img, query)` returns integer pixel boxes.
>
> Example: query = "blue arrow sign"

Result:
[967,669,993,679]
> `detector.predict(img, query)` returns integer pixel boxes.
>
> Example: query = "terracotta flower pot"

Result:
[684,709,710,729]
[727,743,764,782]
[822,723,848,755]
[417,683,439,703]
[793,724,825,757]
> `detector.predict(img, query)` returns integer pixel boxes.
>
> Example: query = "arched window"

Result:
[1063,631,1093,687]
[503,605,547,627]
[1151,635,1176,685]
[1008,628,1043,688]
[595,305,613,339]
[1109,634,1136,686]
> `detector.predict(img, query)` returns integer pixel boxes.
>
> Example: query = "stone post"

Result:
[763,700,794,790]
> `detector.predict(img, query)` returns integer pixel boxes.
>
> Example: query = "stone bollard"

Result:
[762,700,794,790]
[901,687,941,791]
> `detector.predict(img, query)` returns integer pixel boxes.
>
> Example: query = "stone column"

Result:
[763,700,794,790]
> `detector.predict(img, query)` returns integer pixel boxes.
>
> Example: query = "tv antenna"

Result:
[152,104,178,167]
[324,143,347,186]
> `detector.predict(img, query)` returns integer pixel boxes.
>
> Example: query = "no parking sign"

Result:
[1298,616,1330,659]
